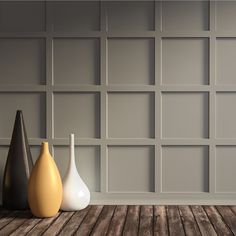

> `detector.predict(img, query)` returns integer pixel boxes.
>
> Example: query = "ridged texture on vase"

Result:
[2,110,33,210]
[28,142,62,218]
[60,134,90,211]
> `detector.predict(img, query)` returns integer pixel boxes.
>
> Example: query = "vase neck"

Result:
[41,142,50,155]
[69,134,76,170]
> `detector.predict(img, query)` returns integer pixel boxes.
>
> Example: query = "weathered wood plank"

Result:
[42,211,74,236]
[191,205,217,236]
[216,206,236,235]
[90,205,116,236]
[122,205,140,236]
[229,206,236,216]
[153,206,168,236]
[27,212,60,235]
[106,205,128,236]
[10,217,42,236]
[139,205,153,236]
[0,209,12,219]
[58,206,90,236]
[0,211,32,235]
[0,211,18,230]
[204,206,233,236]
[178,206,201,236]
[167,206,185,236]
[75,205,103,235]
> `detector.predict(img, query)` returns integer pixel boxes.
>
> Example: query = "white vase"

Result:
[60,134,90,211]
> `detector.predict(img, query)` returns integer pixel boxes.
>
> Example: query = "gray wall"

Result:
[0,1,236,204]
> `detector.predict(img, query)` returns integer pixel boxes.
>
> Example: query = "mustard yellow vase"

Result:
[28,142,62,218]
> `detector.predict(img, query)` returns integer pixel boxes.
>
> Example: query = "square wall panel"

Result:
[162,92,209,139]
[216,1,236,31]
[162,1,209,31]
[108,39,154,85]
[0,147,8,204]
[216,93,236,138]
[50,1,100,31]
[161,146,209,193]
[0,2,45,32]
[0,39,45,85]
[54,93,100,138]
[162,38,209,85]
[54,146,100,192]
[108,93,154,138]
[108,146,154,192]
[53,39,100,85]
[107,1,154,31]
[216,39,236,84]
[0,93,46,139]
[216,146,236,193]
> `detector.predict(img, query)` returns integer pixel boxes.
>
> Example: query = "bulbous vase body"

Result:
[61,134,90,211]
[2,110,33,210]
[28,142,62,218]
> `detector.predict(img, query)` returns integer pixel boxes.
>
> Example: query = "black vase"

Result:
[2,110,33,210]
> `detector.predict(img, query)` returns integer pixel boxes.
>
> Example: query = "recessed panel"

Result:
[54,39,100,85]
[216,146,236,192]
[0,39,45,85]
[108,146,154,192]
[0,93,46,139]
[162,146,209,192]
[50,1,100,31]
[216,39,236,84]
[162,92,209,138]
[108,39,154,85]
[216,1,236,31]
[108,93,154,138]
[54,93,100,138]
[54,146,100,192]
[0,1,45,32]
[107,1,154,31]
[216,93,236,138]
[162,1,209,31]
[0,146,8,204]
[162,38,209,85]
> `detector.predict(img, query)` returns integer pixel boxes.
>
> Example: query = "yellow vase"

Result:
[28,142,62,218]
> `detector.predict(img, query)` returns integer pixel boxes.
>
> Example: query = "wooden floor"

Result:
[0,206,236,235]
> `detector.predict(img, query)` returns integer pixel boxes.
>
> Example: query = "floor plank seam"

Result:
[165,206,170,236]
[105,205,117,236]
[202,206,219,236]
[189,206,203,236]
[121,205,129,236]
[70,206,91,236]
[56,212,76,236]
[177,206,187,236]
[215,206,235,236]
[88,205,104,236]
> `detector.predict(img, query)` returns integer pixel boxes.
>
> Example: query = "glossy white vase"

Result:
[60,134,90,211]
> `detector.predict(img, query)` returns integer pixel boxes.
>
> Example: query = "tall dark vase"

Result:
[2,110,33,210]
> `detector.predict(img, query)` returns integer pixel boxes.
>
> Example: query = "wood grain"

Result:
[204,206,233,236]
[216,206,236,235]
[107,205,128,236]
[0,211,32,235]
[191,205,217,236]
[58,206,90,236]
[75,205,103,235]
[122,205,140,236]
[178,206,201,236]
[0,206,235,235]
[139,205,153,236]
[90,205,116,236]
[167,205,185,236]
[27,212,60,235]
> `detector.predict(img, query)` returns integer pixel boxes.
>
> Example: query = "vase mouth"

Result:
[41,142,49,154]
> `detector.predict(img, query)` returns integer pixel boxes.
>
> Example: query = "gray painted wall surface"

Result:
[0,1,236,204]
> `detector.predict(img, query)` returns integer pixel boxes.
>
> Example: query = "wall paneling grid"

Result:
[0,1,236,204]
